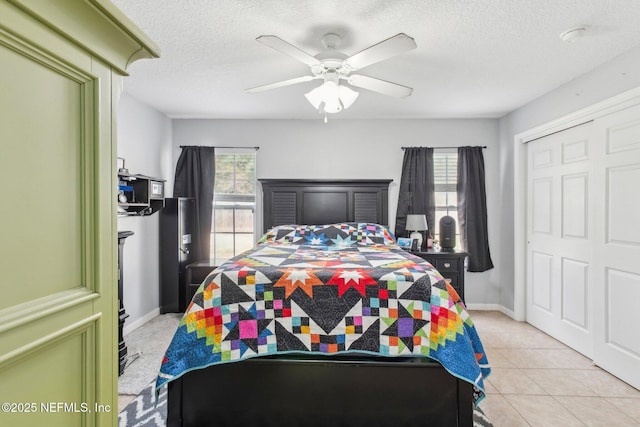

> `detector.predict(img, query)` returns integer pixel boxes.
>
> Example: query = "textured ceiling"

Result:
[112,0,640,119]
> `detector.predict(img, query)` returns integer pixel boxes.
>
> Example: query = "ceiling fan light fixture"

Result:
[304,81,359,114]
[304,82,328,110]
[251,32,416,119]
[323,84,342,113]
[338,85,359,109]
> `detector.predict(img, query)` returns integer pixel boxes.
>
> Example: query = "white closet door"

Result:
[592,104,640,389]
[527,122,594,357]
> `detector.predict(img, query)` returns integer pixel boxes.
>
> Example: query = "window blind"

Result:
[433,150,457,194]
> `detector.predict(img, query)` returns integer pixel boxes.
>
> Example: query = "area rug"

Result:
[119,381,494,427]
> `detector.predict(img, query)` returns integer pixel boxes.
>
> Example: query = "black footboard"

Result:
[167,355,473,427]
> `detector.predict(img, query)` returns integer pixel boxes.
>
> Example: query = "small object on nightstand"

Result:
[405,214,428,250]
[427,232,433,249]
[397,237,413,250]
[439,215,457,251]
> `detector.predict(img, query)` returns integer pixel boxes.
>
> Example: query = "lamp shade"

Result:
[337,84,359,109]
[305,81,359,114]
[405,214,428,231]
[305,82,331,110]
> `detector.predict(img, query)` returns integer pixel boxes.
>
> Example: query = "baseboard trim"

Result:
[123,308,160,336]
[466,303,516,320]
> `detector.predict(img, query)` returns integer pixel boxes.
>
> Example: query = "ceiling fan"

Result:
[246,32,417,117]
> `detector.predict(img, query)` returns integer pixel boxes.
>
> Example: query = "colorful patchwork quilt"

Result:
[156,223,491,403]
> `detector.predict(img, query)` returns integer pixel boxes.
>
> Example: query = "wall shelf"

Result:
[117,172,165,216]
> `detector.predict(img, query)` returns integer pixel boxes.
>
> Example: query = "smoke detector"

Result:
[560,27,586,42]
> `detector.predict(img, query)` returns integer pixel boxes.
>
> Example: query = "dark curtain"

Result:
[395,147,435,238]
[173,146,216,261]
[457,146,494,272]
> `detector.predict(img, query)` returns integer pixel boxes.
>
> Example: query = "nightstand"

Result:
[413,249,468,300]
[185,260,218,308]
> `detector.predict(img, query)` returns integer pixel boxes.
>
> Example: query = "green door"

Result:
[0,1,157,425]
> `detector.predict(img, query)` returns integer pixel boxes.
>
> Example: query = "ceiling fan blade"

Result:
[347,74,413,98]
[256,35,321,67]
[345,33,416,70]
[245,75,318,93]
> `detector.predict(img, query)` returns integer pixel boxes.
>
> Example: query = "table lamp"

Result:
[405,214,428,250]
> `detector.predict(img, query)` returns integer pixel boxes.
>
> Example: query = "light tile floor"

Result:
[470,310,640,426]
[118,311,640,425]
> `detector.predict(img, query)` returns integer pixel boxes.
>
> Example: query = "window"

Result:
[433,149,460,248]
[210,150,256,264]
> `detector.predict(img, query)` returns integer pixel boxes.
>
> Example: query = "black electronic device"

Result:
[439,215,456,251]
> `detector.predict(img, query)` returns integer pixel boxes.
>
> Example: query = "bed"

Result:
[157,180,490,427]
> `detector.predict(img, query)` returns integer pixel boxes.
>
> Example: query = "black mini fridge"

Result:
[160,197,197,313]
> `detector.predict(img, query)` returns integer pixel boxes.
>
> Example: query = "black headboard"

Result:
[259,179,392,233]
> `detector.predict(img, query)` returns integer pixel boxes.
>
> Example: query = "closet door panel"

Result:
[593,104,640,390]
[526,122,594,357]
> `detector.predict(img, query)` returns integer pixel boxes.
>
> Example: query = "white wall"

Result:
[117,93,173,333]
[498,45,640,314]
[172,118,501,305]
[117,45,640,323]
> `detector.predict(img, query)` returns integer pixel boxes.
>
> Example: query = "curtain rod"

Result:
[401,146,487,150]
[179,145,259,150]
